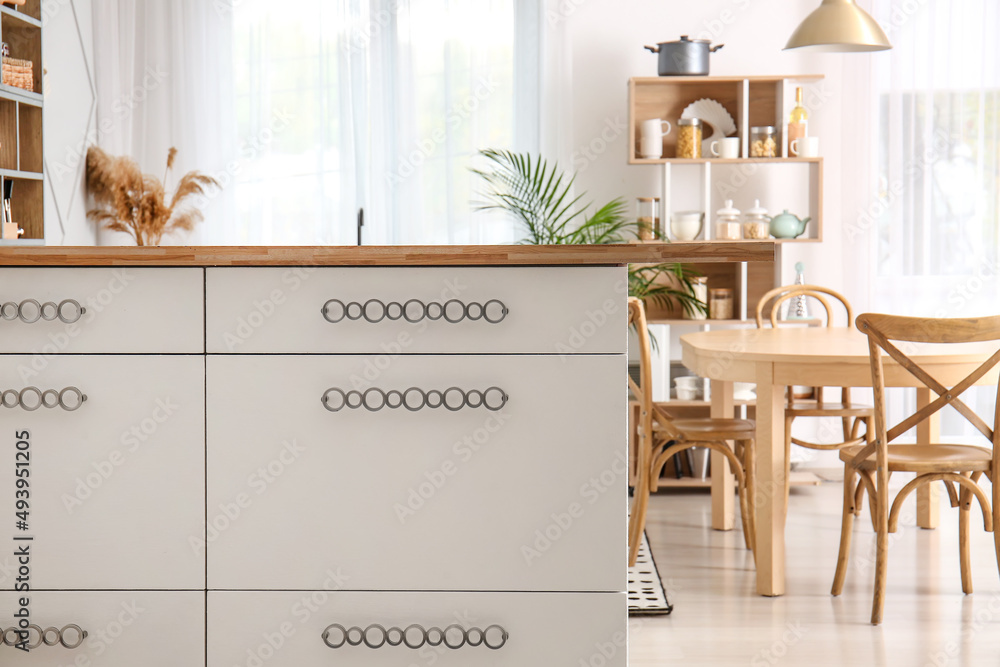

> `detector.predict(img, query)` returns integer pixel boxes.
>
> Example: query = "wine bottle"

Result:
[787,87,808,157]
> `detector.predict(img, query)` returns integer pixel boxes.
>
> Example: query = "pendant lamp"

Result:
[785,0,892,52]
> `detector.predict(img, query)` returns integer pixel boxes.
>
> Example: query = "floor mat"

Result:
[628,530,673,615]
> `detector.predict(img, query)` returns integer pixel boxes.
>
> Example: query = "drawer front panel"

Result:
[205,266,625,353]
[0,591,203,666]
[206,354,625,591]
[0,355,205,590]
[208,591,625,667]
[0,268,203,353]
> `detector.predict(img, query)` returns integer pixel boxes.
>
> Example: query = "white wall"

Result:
[43,0,97,245]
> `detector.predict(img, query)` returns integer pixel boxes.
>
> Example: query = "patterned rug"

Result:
[628,531,672,615]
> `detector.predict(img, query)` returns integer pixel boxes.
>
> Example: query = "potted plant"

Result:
[472,148,706,318]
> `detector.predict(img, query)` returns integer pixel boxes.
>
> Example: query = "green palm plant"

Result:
[472,148,706,317]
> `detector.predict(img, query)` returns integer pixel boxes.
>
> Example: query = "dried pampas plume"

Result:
[85,146,220,246]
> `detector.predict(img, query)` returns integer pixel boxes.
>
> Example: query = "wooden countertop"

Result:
[0,243,776,266]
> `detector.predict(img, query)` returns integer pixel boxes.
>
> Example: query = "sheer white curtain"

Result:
[91,0,236,245]
[91,0,541,246]
[859,0,1000,438]
[870,0,1000,316]
[222,0,535,245]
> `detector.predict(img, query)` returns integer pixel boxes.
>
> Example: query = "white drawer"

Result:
[206,354,626,591]
[205,267,626,353]
[208,591,624,667]
[0,591,203,666]
[0,268,203,353]
[0,355,205,590]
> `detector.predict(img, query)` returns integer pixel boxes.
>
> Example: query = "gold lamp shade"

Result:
[785,0,892,52]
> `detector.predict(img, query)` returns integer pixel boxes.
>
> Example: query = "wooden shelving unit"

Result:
[628,75,824,243]
[0,0,42,241]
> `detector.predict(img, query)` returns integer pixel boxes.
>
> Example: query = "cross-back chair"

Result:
[627,297,756,567]
[756,285,875,511]
[834,313,1000,625]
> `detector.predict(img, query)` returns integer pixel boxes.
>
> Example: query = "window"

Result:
[226,0,532,245]
[871,0,1000,439]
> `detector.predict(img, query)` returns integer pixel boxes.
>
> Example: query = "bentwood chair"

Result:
[834,313,1000,625]
[627,297,756,567]
[756,285,875,511]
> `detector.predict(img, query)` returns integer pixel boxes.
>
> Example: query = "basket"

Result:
[2,56,33,92]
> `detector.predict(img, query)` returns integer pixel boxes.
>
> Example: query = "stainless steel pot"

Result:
[644,36,723,76]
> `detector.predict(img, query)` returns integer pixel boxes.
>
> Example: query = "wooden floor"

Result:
[630,479,1000,665]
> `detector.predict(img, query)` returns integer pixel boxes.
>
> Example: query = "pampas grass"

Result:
[86,146,219,246]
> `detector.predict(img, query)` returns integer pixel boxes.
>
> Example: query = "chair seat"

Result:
[661,418,755,441]
[787,401,874,417]
[840,443,993,472]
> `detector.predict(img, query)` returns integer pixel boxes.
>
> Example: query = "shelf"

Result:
[659,398,756,407]
[633,157,823,165]
[0,168,41,180]
[654,470,824,489]
[629,75,825,85]
[0,5,40,27]
[0,238,43,245]
[649,318,755,325]
[649,318,821,326]
[0,85,39,106]
[0,83,40,103]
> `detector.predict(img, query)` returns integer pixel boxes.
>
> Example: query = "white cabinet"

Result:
[0,355,205,590]
[0,259,627,666]
[206,354,625,591]
[208,591,625,667]
[0,268,204,353]
[205,267,625,354]
[0,591,204,666]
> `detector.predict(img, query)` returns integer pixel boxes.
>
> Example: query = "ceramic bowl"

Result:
[671,212,704,241]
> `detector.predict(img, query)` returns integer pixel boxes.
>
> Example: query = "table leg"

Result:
[710,379,735,531]
[915,388,941,529]
[755,365,786,597]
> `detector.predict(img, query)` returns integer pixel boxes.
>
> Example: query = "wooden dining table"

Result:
[681,326,1000,597]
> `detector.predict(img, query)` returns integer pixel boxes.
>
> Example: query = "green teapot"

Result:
[768,210,810,239]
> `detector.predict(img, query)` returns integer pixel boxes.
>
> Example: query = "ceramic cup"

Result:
[670,211,704,241]
[639,118,673,159]
[710,137,740,159]
[790,136,819,158]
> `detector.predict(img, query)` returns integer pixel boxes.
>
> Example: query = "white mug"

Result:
[790,136,819,158]
[639,118,673,159]
[710,137,740,159]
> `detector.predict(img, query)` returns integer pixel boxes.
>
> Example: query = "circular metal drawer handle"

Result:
[322,387,508,412]
[0,299,86,324]
[321,623,507,650]
[321,298,508,324]
[1,624,88,649]
[0,386,87,411]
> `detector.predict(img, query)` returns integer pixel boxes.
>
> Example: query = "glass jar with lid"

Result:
[750,126,779,157]
[743,199,771,240]
[636,197,660,240]
[684,276,708,320]
[709,288,734,320]
[715,199,741,240]
[676,118,702,158]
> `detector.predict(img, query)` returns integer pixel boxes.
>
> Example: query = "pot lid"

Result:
[746,199,768,216]
[661,35,712,44]
[716,199,740,217]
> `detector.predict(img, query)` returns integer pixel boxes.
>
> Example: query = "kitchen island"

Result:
[0,243,772,665]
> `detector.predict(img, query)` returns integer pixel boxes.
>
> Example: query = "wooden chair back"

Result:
[755,284,853,329]
[628,297,681,440]
[756,285,854,406]
[856,313,1000,452]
